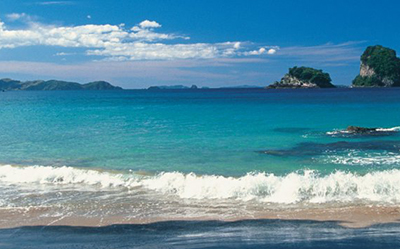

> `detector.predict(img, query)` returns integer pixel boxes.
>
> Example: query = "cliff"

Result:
[267,66,335,88]
[352,45,400,87]
[0,79,122,91]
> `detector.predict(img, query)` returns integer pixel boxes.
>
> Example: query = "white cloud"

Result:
[245,47,278,55]
[129,20,188,41]
[139,20,161,29]
[6,13,36,23]
[6,13,26,21]
[54,52,76,56]
[0,17,275,60]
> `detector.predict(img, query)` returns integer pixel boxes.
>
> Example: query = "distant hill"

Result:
[0,78,123,91]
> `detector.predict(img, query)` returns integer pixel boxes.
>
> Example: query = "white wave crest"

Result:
[326,130,350,135]
[376,126,400,132]
[3,165,400,204]
[141,170,400,203]
[0,165,140,188]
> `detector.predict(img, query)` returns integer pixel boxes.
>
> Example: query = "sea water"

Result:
[2,88,400,247]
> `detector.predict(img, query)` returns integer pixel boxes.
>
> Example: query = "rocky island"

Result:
[352,45,400,87]
[0,78,122,91]
[267,66,335,88]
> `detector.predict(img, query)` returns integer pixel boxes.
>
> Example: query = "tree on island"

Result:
[268,66,334,88]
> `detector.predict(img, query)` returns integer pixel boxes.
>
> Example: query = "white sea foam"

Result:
[141,170,400,203]
[324,152,400,166]
[326,130,351,135]
[0,165,140,188]
[2,165,400,204]
[376,126,400,132]
[0,165,400,203]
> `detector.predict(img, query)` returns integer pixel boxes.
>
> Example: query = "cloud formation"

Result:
[0,17,274,61]
[278,41,364,64]
[138,20,161,29]
[245,47,278,56]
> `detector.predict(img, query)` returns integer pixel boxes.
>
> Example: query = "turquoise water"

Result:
[2,88,400,230]
[1,88,400,176]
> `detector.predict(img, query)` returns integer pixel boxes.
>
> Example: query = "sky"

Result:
[0,0,399,89]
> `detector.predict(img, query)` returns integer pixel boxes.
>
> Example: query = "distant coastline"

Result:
[0,78,123,91]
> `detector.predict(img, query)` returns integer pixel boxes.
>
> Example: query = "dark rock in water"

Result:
[346,126,378,133]
[327,126,399,138]
[258,140,400,157]
[190,85,198,89]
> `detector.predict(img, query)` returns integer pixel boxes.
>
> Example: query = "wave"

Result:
[2,165,400,204]
[376,126,400,132]
[0,164,140,188]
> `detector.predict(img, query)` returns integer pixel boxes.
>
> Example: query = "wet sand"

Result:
[1,205,400,229]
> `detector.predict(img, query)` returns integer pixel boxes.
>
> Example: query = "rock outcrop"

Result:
[326,126,399,138]
[267,66,335,88]
[352,45,400,87]
[346,126,378,134]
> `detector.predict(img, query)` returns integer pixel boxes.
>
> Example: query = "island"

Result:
[352,45,400,87]
[147,85,196,90]
[267,66,335,88]
[0,78,123,91]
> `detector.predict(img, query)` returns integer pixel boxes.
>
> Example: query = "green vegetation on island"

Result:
[268,66,335,88]
[352,45,400,87]
[0,79,122,91]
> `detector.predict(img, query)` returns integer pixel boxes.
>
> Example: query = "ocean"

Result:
[1,88,400,248]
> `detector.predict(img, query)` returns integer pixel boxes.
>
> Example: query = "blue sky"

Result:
[0,0,399,88]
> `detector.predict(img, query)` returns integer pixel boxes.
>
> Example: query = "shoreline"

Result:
[1,205,400,229]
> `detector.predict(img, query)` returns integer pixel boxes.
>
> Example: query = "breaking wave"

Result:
[2,164,400,204]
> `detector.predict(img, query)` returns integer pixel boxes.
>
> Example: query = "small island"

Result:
[352,45,400,87]
[0,78,123,91]
[267,66,335,88]
[147,85,198,90]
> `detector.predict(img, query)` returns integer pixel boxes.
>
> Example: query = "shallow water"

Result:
[2,220,400,249]
[1,88,400,246]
